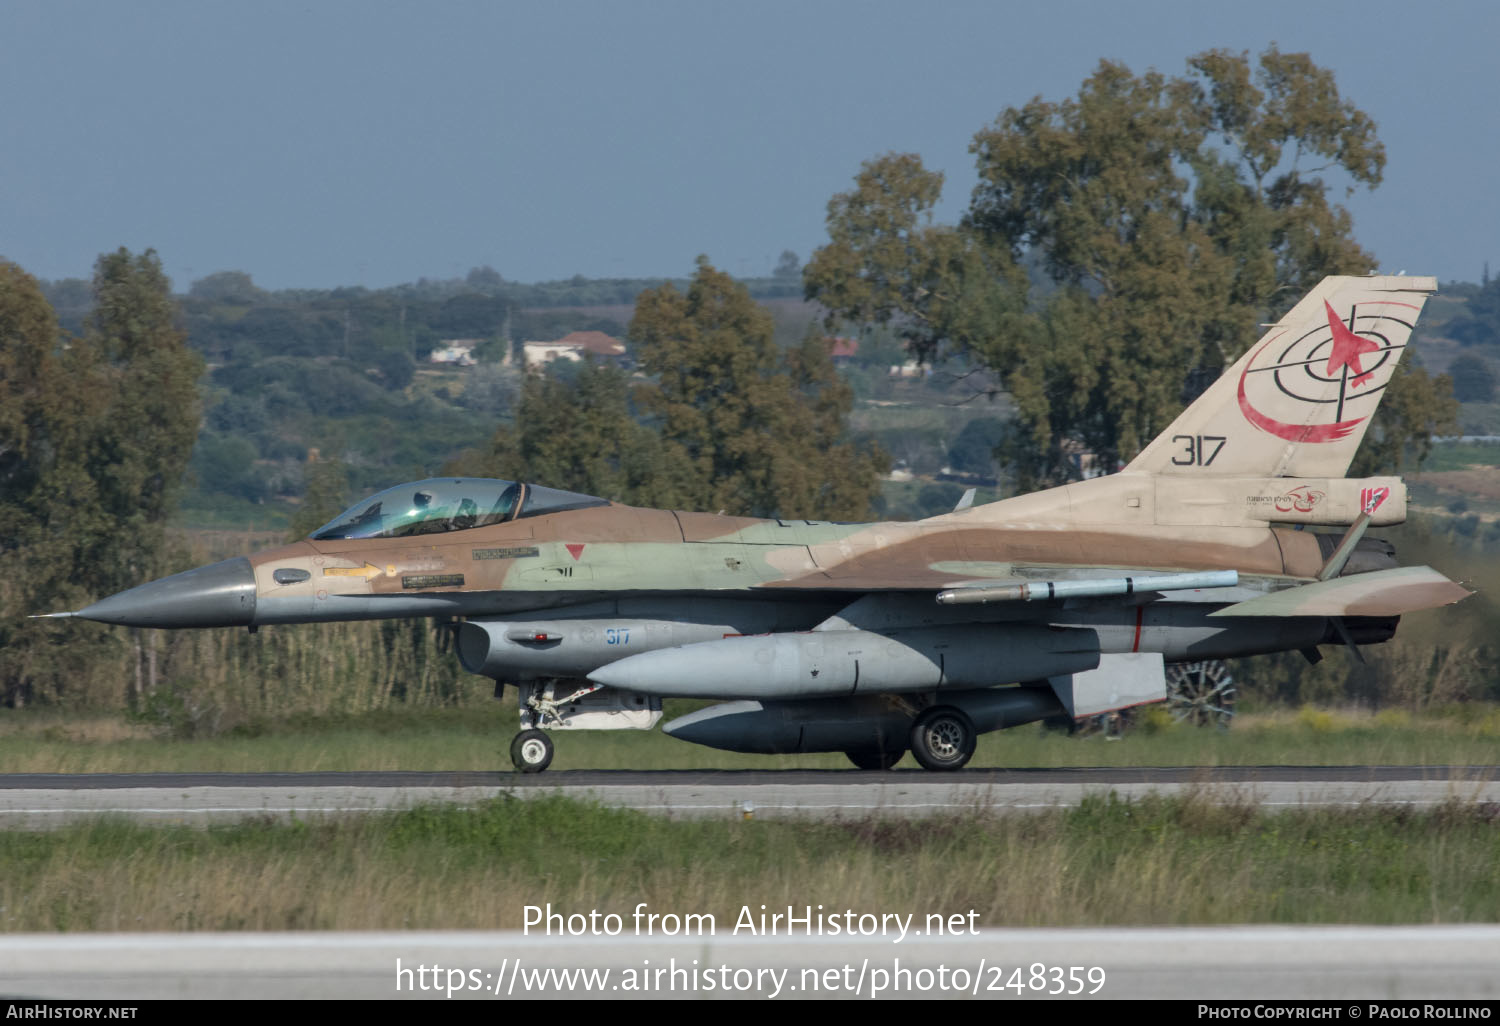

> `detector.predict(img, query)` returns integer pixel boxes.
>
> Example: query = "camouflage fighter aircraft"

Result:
[47,275,1471,771]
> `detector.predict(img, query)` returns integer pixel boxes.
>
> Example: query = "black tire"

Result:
[909,706,977,771]
[510,728,554,773]
[845,748,905,771]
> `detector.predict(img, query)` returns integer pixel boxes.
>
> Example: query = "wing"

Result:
[1207,565,1470,618]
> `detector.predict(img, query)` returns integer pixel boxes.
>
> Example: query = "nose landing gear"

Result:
[510,729,554,773]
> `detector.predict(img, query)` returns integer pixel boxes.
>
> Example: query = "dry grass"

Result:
[1411,470,1500,503]
[3,795,1498,932]
[6,701,1500,774]
[0,715,158,745]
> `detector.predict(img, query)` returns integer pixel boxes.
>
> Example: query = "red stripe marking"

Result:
[1132,606,1143,653]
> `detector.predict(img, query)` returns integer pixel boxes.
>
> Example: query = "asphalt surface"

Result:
[3,926,1499,999]
[0,766,1495,826]
[3,765,1496,789]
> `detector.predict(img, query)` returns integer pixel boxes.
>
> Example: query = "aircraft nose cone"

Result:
[75,557,257,628]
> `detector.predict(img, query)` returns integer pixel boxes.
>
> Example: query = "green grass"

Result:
[2,794,1498,931]
[1422,440,1500,472]
[3,703,1500,774]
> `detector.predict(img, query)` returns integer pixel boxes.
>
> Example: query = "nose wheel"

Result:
[510,729,554,773]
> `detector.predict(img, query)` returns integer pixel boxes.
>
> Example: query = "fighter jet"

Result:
[47,275,1470,772]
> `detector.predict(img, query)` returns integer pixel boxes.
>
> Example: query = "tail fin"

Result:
[1125,275,1437,479]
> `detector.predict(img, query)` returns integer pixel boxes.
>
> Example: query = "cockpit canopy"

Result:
[310,478,609,540]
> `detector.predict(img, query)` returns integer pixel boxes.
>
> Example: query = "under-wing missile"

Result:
[935,570,1239,606]
[588,623,1101,700]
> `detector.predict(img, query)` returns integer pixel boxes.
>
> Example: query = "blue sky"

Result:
[2,0,1495,290]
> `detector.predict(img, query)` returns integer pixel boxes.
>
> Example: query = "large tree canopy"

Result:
[460,258,886,521]
[807,47,1455,485]
[0,251,202,707]
[631,257,886,520]
[82,249,204,595]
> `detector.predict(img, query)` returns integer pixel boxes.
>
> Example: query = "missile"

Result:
[935,570,1238,606]
[588,623,1101,700]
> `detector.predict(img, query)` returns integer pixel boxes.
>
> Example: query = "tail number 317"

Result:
[1171,435,1226,467]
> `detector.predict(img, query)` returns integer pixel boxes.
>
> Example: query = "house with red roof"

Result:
[521,330,630,369]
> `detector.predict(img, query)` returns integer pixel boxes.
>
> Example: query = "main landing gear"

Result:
[908,705,977,771]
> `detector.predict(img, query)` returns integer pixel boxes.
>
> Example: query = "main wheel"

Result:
[845,747,905,770]
[510,728,554,773]
[909,706,976,771]
[1165,660,1236,729]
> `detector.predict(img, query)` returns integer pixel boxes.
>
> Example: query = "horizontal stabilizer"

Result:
[1208,566,1470,618]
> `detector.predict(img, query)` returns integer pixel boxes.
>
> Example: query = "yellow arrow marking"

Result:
[322,563,384,580]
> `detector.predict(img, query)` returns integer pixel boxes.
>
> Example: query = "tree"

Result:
[631,257,885,519]
[190,433,268,503]
[0,261,103,706]
[1346,361,1457,475]
[288,455,351,541]
[80,249,203,599]
[188,270,266,305]
[802,153,1022,365]
[475,360,693,508]
[1448,276,1500,347]
[947,417,1008,477]
[455,261,885,520]
[465,265,505,293]
[65,250,206,711]
[1446,354,1496,404]
[372,347,415,391]
[807,48,1456,485]
[767,327,891,520]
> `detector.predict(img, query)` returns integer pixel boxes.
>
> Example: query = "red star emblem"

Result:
[1323,300,1381,387]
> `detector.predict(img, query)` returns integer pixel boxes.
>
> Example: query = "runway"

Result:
[2,926,1499,999]
[4,776,1498,1000]
[0,766,1495,826]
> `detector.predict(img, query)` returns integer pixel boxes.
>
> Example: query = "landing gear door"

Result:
[1048,652,1166,719]
[520,681,662,731]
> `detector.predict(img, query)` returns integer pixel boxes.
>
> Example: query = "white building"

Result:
[521,331,628,369]
[428,340,479,366]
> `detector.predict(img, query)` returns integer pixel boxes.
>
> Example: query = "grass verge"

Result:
[2,794,1497,932]
[3,704,1500,773]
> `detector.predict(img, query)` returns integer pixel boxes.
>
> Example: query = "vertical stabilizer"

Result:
[1125,275,1436,479]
